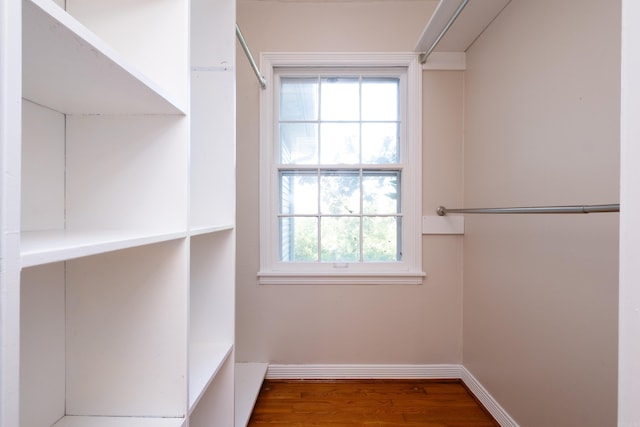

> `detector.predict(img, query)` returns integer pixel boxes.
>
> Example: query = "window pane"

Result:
[280,123,318,164]
[271,63,413,273]
[363,216,400,261]
[362,171,399,214]
[362,78,399,121]
[280,217,318,261]
[280,77,318,121]
[321,217,360,262]
[361,123,399,164]
[280,171,318,214]
[320,123,359,164]
[320,171,360,215]
[320,77,359,121]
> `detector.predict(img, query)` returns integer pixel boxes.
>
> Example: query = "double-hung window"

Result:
[259,53,424,285]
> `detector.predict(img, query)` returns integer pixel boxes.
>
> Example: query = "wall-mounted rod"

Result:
[419,0,469,64]
[436,204,620,216]
[236,24,266,89]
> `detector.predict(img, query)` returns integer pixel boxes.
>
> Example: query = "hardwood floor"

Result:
[247,379,499,426]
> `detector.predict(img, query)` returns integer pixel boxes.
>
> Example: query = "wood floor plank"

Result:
[247,380,499,426]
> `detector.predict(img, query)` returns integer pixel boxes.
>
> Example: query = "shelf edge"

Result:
[188,342,234,412]
[21,229,188,268]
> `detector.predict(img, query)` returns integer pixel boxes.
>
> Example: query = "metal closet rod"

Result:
[436,204,620,216]
[236,24,266,89]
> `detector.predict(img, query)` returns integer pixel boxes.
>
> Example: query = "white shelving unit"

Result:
[188,0,236,424]
[0,0,236,425]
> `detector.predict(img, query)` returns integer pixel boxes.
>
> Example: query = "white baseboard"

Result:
[265,364,518,427]
[266,363,462,379]
[460,366,519,427]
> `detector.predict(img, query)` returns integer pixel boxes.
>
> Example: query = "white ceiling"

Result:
[237,0,511,55]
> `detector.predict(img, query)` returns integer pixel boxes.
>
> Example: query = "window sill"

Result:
[257,271,426,285]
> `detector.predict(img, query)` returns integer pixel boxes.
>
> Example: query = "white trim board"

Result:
[461,368,519,427]
[266,363,461,379]
[265,364,518,427]
[258,52,425,285]
[235,363,268,427]
[422,215,465,234]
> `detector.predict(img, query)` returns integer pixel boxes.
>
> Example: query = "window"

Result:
[259,53,424,285]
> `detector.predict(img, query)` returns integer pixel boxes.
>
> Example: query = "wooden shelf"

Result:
[21,229,187,267]
[53,416,185,427]
[235,363,268,427]
[416,0,511,53]
[189,342,234,412]
[22,0,185,115]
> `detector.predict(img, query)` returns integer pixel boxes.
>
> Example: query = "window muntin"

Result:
[277,72,402,265]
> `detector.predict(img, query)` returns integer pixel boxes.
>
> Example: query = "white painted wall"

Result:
[235,0,466,365]
[236,1,627,424]
[462,0,621,425]
[619,0,640,424]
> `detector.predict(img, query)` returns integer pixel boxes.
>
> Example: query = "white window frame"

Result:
[258,52,424,285]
